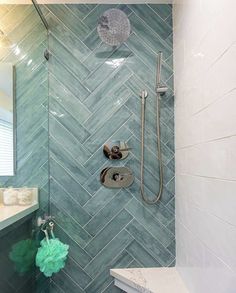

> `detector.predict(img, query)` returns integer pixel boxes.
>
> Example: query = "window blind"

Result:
[0,119,14,176]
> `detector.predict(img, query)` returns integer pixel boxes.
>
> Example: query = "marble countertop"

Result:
[0,202,39,230]
[110,267,189,293]
[0,188,39,230]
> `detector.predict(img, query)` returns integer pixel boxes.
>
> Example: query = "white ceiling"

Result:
[0,0,173,4]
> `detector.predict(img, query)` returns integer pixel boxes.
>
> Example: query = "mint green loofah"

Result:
[36,237,69,277]
[9,239,38,275]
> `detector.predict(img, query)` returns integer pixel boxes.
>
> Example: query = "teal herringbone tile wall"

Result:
[45,4,175,293]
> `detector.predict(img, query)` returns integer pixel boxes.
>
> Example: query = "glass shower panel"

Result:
[0,3,49,293]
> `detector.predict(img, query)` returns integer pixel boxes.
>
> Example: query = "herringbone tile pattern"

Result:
[46,4,175,293]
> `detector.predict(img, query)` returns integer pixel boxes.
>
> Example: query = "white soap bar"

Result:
[3,188,18,205]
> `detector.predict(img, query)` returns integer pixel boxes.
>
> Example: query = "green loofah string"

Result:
[36,237,69,277]
[9,239,38,275]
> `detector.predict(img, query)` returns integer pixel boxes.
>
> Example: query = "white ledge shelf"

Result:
[110,268,189,293]
[0,188,39,231]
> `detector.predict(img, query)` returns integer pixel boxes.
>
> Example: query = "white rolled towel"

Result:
[3,188,18,205]
[17,188,33,205]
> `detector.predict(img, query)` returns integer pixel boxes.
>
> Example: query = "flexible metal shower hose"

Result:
[140,90,163,204]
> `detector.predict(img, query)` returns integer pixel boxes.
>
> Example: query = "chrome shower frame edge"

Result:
[32,0,49,31]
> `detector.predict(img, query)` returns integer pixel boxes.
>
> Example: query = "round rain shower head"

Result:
[97,8,131,47]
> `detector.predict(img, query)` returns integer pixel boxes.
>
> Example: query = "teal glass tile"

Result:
[50,158,91,206]
[50,282,64,293]
[125,33,172,83]
[46,12,91,62]
[49,35,90,81]
[50,138,90,185]
[83,85,131,133]
[167,219,175,235]
[51,178,91,226]
[84,189,132,236]
[166,197,175,214]
[128,4,172,40]
[52,270,84,293]
[66,4,93,19]
[148,4,172,20]
[85,209,133,257]
[63,257,91,289]
[128,13,172,61]
[84,229,133,278]
[83,187,119,216]
[126,220,175,266]
[50,95,90,143]
[17,127,48,168]
[51,203,92,248]
[166,177,175,195]
[126,198,174,247]
[46,4,90,39]
[83,27,101,51]
[49,75,91,124]
[83,42,116,71]
[85,251,133,292]
[84,44,131,92]
[49,55,90,101]
[49,116,91,164]
[166,14,173,27]
[126,240,161,267]
[117,4,132,15]
[24,164,48,189]
[84,64,132,112]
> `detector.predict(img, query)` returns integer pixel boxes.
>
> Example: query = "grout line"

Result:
[45,7,92,57]
[48,51,91,93]
[50,175,92,216]
[175,133,236,151]
[83,201,134,270]
[191,87,236,117]
[48,32,91,71]
[52,220,94,260]
[60,266,87,291]
[51,198,93,238]
[125,227,174,267]
[48,72,91,114]
[125,196,175,239]
[176,220,236,274]
[177,193,236,228]
[147,3,172,23]
[176,172,236,183]
[81,111,133,159]
[84,213,134,250]
[83,234,135,288]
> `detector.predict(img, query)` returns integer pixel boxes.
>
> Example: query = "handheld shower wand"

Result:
[140,52,167,204]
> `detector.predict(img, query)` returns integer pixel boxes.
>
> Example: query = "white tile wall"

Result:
[173,0,236,292]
